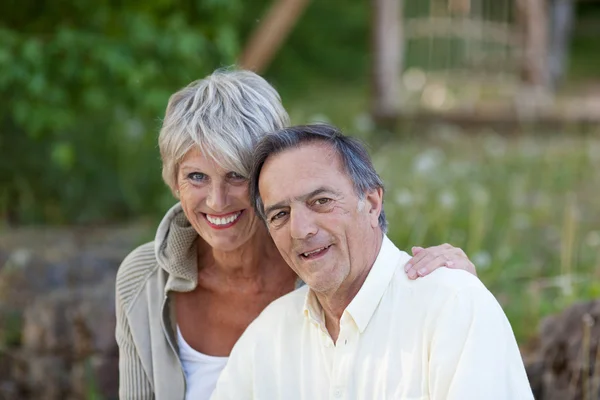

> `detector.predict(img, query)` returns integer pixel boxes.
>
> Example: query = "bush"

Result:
[0,0,242,224]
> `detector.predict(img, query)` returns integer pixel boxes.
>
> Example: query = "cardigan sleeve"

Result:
[115,242,158,399]
[116,291,155,399]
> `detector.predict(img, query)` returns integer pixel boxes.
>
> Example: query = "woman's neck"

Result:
[197,226,295,294]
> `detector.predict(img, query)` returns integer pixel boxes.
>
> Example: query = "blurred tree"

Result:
[371,0,402,127]
[239,0,311,73]
[244,0,371,94]
[0,0,242,224]
[516,0,550,88]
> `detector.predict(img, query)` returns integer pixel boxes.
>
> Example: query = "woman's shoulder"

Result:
[116,241,160,309]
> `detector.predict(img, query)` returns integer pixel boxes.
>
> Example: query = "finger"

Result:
[408,253,439,278]
[435,248,478,277]
[406,244,464,274]
[405,245,442,272]
[405,252,437,279]
[411,246,424,255]
[446,259,477,276]
[416,254,450,277]
[433,248,467,262]
[412,248,466,277]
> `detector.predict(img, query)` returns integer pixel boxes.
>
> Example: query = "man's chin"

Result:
[304,277,339,295]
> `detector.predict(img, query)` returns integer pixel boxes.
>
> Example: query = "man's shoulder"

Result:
[115,241,159,311]
[419,267,483,290]
[260,285,309,321]
[243,285,309,336]
[393,255,487,299]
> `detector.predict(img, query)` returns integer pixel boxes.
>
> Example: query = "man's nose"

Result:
[289,206,318,240]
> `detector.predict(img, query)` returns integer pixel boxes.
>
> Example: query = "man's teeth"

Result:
[302,246,328,257]
[206,212,241,226]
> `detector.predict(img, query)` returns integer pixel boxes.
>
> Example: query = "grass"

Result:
[285,82,600,345]
[377,131,600,343]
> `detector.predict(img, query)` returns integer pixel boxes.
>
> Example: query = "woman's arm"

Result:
[115,291,155,399]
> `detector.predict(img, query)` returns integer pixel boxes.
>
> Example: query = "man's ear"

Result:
[364,187,384,228]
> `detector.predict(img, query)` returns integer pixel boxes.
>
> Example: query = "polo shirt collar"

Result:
[303,235,401,333]
[346,235,400,332]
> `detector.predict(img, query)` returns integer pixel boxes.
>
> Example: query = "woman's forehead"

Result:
[179,146,244,175]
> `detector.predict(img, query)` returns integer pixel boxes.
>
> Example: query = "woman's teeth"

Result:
[206,212,241,226]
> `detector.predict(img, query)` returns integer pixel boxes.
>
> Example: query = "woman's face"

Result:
[176,147,262,252]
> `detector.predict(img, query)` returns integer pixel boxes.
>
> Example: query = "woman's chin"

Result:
[203,233,249,253]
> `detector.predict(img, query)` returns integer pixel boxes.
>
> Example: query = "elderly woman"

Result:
[116,69,477,400]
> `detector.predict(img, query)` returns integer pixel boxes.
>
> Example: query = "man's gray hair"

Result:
[159,68,290,194]
[249,124,388,233]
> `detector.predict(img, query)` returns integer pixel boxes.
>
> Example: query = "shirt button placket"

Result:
[334,387,343,398]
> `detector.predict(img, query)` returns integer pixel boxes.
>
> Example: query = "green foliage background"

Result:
[0,0,378,224]
[1,0,599,228]
[1,0,600,345]
[1,0,245,224]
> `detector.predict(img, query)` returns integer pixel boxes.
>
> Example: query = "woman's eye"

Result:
[227,172,247,181]
[188,172,206,181]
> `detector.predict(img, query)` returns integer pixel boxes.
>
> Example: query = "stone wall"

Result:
[2,225,598,399]
[0,225,150,400]
[526,299,600,400]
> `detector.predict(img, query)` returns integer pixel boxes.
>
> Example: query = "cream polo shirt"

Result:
[211,236,534,400]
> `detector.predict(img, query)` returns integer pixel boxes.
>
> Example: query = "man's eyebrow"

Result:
[264,187,340,217]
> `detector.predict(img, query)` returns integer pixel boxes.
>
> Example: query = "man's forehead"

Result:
[259,143,343,203]
[264,142,340,172]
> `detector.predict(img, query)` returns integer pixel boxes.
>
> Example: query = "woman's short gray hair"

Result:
[159,68,290,194]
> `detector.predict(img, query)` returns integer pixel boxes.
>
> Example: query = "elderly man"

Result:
[211,124,533,400]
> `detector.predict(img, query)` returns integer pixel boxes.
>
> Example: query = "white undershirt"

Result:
[177,326,229,400]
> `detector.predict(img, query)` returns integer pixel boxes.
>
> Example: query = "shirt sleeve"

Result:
[428,285,534,400]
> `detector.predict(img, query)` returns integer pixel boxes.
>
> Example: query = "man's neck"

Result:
[315,233,384,343]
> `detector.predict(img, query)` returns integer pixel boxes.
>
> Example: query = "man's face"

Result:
[258,142,382,295]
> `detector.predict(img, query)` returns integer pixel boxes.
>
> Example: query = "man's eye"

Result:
[314,198,331,205]
[188,172,206,181]
[270,211,287,222]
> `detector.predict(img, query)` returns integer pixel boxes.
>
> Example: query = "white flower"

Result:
[471,250,492,270]
[585,231,600,248]
[413,149,444,174]
[482,132,507,158]
[394,189,414,207]
[438,190,457,209]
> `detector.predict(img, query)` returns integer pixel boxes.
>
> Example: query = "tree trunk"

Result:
[238,0,311,73]
[515,0,550,89]
[371,0,403,128]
